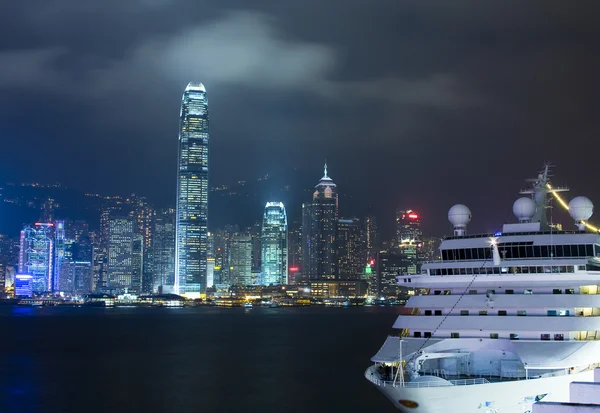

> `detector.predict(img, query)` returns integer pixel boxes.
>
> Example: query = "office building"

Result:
[152,209,176,293]
[364,215,379,262]
[19,223,54,293]
[228,235,252,286]
[396,209,423,275]
[106,218,143,293]
[175,82,210,295]
[336,218,366,280]
[301,163,338,281]
[260,202,288,285]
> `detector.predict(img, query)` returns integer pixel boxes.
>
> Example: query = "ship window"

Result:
[460,310,469,316]
[490,333,499,339]
[559,310,569,316]
[553,289,562,294]
[518,246,527,258]
[458,249,466,260]
[587,245,594,256]
[424,310,432,316]
[413,332,421,338]
[554,334,564,341]
[541,334,551,341]
[578,265,586,271]
[525,246,534,257]
[544,266,552,273]
[424,332,432,338]
[541,246,549,257]
[498,310,507,316]
[566,289,574,294]
[505,290,514,294]
[517,310,527,316]
[466,268,473,275]
[442,250,448,261]
[459,268,466,275]
[524,289,533,294]
[510,333,519,340]
[465,249,472,260]
[493,268,500,274]
[556,245,564,257]
[521,267,529,274]
[434,310,442,316]
[487,290,496,295]
[547,310,557,316]
[444,290,451,295]
[537,266,544,273]
[533,246,541,257]
[479,310,488,316]
[567,266,574,273]
[434,290,441,295]
[469,290,477,294]
[441,269,448,275]
[578,245,586,256]
[451,332,460,338]
[473,268,480,275]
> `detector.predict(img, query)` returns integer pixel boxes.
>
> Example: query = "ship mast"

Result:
[519,164,568,230]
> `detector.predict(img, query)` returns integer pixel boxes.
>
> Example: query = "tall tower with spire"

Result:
[175,83,210,295]
[301,162,339,281]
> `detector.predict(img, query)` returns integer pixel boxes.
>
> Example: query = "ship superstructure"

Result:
[366,166,600,413]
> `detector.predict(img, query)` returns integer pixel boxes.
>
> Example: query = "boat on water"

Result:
[366,165,600,412]
[243,302,253,309]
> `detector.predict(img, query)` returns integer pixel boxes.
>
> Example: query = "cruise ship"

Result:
[365,166,600,413]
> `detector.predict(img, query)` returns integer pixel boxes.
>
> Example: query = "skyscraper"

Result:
[106,218,142,293]
[175,83,209,295]
[336,218,366,280]
[396,209,423,275]
[152,209,176,293]
[260,202,288,285]
[364,215,379,262]
[228,235,252,286]
[19,223,54,293]
[302,163,338,281]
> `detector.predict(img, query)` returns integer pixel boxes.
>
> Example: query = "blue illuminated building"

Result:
[260,202,288,285]
[15,274,33,298]
[19,223,54,293]
[175,83,210,295]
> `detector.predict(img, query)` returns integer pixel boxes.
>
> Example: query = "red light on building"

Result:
[369,259,375,265]
[408,214,419,220]
[289,267,299,272]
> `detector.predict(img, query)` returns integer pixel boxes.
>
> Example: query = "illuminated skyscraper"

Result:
[106,218,143,293]
[175,82,209,295]
[302,163,338,281]
[228,235,252,286]
[152,209,176,292]
[19,223,54,293]
[336,218,366,280]
[396,209,423,275]
[260,202,288,285]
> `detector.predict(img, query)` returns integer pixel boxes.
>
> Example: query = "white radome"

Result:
[569,196,594,221]
[513,197,536,221]
[448,204,472,227]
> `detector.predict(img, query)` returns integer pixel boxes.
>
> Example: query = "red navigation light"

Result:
[408,214,419,220]
[289,267,299,272]
[369,259,375,265]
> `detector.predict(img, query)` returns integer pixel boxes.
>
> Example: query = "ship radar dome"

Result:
[512,197,536,222]
[569,196,593,227]
[448,204,471,236]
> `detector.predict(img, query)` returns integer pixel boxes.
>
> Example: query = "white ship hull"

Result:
[366,367,594,413]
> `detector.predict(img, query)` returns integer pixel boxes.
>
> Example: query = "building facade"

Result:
[19,223,54,293]
[175,82,210,295]
[301,164,338,281]
[336,218,366,280]
[106,218,143,293]
[152,209,176,293]
[260,202,288,285]
[228,235,252,286]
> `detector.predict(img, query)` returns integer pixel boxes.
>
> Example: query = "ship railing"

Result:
[366,371,490,388]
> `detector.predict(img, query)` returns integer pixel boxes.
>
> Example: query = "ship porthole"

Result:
[399,400,419,408]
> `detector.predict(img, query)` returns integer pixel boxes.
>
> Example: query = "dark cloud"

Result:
[1,1,600,237]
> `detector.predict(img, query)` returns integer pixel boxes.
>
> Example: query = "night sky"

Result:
[1,1,600,236]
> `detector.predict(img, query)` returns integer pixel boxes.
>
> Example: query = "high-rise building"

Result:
[336,218,366,280]
[53,220,66,291]
[396,209,422,244]
[175,82,210,295]
[287,223,302,284]
[260,202,288,285]
[19,223,54,293]
[376,250,412,298]
[396,209,423,275]
[106,218,143,293]
[152,209,176,293]
[302,163,338,281]
[364,215,379,262]
[228,235,252,286]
